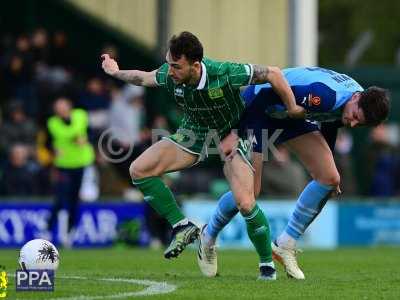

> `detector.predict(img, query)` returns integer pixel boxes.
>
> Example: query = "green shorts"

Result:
[162,127,254,170]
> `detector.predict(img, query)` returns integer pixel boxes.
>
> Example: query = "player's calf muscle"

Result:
[129,155,172,179]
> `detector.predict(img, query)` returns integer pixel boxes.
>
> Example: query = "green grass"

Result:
[1,247,399,299]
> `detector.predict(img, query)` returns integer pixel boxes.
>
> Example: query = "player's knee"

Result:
[129,161,149,180]
[317,172,340,187]
[236,198,256,215]
[129,162,139,179]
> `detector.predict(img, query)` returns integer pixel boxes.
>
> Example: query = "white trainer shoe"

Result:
[272,241,305,279]
[197,225,217,277]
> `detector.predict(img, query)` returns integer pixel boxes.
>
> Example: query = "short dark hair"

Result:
[359,86,390,126]
[168,31,203,63]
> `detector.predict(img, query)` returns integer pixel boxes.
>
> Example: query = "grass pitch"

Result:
[1,247,399,299]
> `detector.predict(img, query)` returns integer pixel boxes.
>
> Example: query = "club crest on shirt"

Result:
[308,94,321,106]
[208,88,224,99]
[174,87,184,97]
[171,133,185,143]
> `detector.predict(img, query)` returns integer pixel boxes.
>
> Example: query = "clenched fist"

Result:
[101,54,119,76]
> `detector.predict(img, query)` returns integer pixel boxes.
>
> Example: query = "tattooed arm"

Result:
[101,54,157,87]
[110,69,157,87]
[251,65,305,118]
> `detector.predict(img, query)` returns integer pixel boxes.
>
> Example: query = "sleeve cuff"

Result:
[246,64,254,85]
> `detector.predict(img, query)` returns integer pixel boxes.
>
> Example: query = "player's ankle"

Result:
[202,226,216,247]
[259,261,275,268]
[277,231,297,249]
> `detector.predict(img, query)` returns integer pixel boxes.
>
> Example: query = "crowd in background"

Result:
[1,28,400,199]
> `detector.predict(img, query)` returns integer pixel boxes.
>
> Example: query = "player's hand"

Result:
[101,54,119,76]
[220,131,239,160]
[287,105,306,119]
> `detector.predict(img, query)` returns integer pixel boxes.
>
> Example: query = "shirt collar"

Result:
[196,62,206,90]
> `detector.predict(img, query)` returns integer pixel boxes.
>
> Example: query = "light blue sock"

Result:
[206,191,239,238]
[285,180,334,240]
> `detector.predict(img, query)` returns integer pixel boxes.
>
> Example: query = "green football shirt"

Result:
[156,57,253,140]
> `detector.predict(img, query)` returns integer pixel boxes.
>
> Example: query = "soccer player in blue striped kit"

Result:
[197,67,390,279]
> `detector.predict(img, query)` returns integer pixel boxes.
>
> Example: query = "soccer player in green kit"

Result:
[102,31,304,279]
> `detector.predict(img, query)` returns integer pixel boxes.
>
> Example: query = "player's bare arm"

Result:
[101,54,157,87]
[251,65,305,119]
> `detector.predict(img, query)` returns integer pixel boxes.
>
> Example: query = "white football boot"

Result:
[272,242,305,279]
[197,225,217,277]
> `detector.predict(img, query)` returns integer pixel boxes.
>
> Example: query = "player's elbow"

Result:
[267,66,283,81]
[268,66,282,74]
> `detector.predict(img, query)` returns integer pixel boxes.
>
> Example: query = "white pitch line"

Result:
[14,275,177,300]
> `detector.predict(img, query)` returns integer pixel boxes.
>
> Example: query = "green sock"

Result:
[133,176,185,226]
[241,204,272,264]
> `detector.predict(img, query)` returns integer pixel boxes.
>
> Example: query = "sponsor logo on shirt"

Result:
[308,94,321,106]
[174,87,184,97]
[208,88,224,99]
[171,133,185,143]
[0,266,7,298]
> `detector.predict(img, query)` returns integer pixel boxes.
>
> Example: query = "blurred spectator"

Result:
[262,146,307,197]
[31,28,50,65]
[334,129,357,195]
[33,30,73,123]
[0,144,41,195]
[152,114,169,131]
[174,165,222,195]
[101,86,150,183]
[365,124,399,197]
[47,97,95,245]
[145,202,171,248]
[110,84,145,146]
[96,153,130,196]
[0,101,37,155]
[15,34,32,59]
[78,77,111,143]
[2,34,37,116]
[50,31,72,69]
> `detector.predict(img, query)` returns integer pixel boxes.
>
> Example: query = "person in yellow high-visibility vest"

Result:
[47,97,95,246]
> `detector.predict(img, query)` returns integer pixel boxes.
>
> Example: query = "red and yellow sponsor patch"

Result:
[308,94,321,106]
